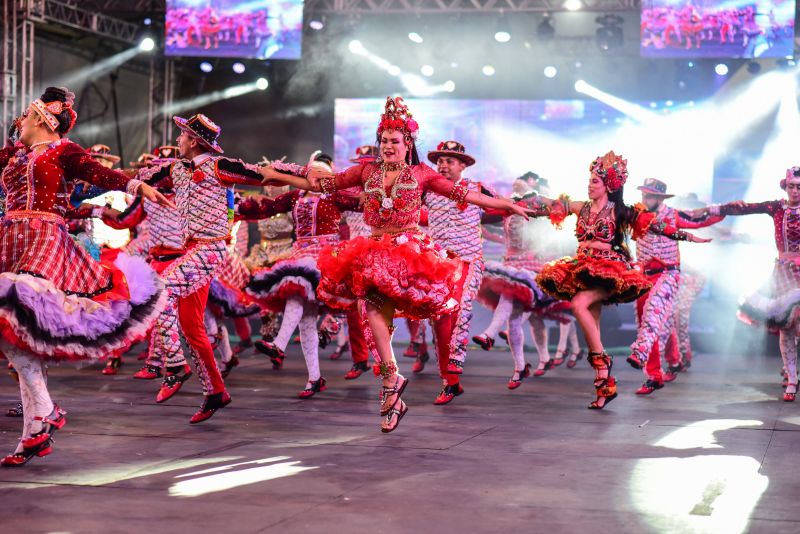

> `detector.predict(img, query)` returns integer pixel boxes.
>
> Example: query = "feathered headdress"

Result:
[590,151,628,193]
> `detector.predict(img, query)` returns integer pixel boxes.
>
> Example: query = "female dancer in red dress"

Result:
[697,168,800,401]
[260,97,530,432]
[0,87,171,466]
[531,151,710,409]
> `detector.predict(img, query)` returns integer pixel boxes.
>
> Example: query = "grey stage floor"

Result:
[0,341,798,534]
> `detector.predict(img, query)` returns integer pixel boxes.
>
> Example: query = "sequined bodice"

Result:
[780,206,800,253]
[362,164,422,229]
[575,201,615,244]
[294,192,344,238]
[0,140,130,217]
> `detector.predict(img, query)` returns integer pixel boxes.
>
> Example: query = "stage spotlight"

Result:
[232,62,246,74]
[143,17,152,26]
[139,37,155,52]
[715,63,729,76]
[595,14,623,51]
[444,80,455,92]
[421,65,434,77]
[687,61,694,68]
[747,61,762,75]
[543,65,557,78]
[482,65,496,76]
[388,65,401,76]
[256,77,269,90]
[495,31,511,43]
[200,61,213,73]
[309,20,324,31]
[574,79,589,93]
[563,0,582,10]
[348,40,363,54]
[408,32,423,43]
[537,15,555,41]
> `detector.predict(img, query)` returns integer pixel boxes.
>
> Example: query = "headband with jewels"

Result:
[377,97,419,144]
[89,143,121,163]
[350,145,378,163]
[781,166,800,190]
[30,98,77,134]
[427,140,476,167]
[590,151,628,193]
[173,113,223,154]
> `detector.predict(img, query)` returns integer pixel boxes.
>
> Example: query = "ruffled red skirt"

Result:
[536,247,652,304]
[317,231,460,320]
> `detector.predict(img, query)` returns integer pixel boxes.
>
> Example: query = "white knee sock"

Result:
[3,346,54,449]
[273,297,304,350]
[483,295,513,339]
[299,302,321,382]
[507,304,527,373]
[529,316,551,365]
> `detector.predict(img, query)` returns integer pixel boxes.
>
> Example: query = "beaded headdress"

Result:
[29,88,77,133]
[377,97,419,146]
[590,150,628,193]
[781,166,800,190]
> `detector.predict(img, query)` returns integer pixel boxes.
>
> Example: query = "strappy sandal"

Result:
[379,374,409,417]
[566,350,584,369]
[381,400,408,434]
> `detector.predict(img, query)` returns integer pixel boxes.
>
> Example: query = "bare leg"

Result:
[365,300,408,432]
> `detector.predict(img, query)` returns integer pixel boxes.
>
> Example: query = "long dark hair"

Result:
[608,186,635,259]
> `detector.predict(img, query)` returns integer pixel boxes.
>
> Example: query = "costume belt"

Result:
[3,210,65,226]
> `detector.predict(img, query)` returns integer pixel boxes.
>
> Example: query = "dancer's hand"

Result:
[259,166,286,185]
[307,168,332,190]
[505,200,532,220]
[140,183,176,209]
[689,234,712,244]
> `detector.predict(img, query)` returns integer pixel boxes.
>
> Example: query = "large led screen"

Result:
[165,0,303,60]
[333,98,714,201]
[641,0,795,58]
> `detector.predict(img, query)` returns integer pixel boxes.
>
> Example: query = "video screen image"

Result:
[165,0,303,60]
[641,0,795,58]
[333,98,714,201]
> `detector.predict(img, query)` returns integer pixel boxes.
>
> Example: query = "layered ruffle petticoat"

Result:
[0,216,164,360]
[316,231,460,320]
[738,258,800,332]
[536,247,652,304]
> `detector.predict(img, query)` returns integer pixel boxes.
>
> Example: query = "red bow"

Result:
[191,169,205,183]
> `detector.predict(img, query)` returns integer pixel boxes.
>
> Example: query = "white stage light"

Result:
[421,65,434,77]
[348,40,363,54]
[256,77,269,90]
[564,0,582,10]
[232,62,246,74]
[200,62,213,73]
[482,65,496,76]
[444,80,455,92]
[408,32,423,44]
[574,79,589,92]
[543,66,557,78]
[494,31,511,43]
[388,65,401,76]
[309,20,324,30]
[715,63,729,76]
[139,37,155,52]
